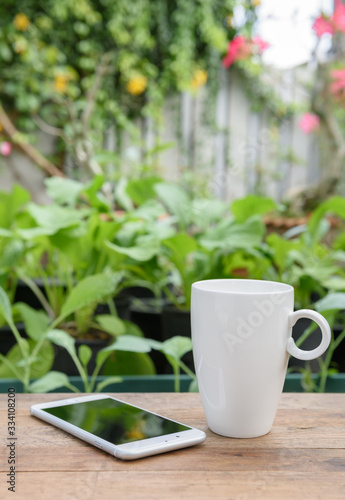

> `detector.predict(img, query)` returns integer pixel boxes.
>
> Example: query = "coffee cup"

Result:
[191,279,331,438]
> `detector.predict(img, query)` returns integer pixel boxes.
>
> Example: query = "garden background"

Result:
[1,0,345,394]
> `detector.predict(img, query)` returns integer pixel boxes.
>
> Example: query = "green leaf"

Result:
[123,320,145,338]
[106,239,160,261]
[95,348,112,369]
[0,184,30,228]
[308,196,345,240]
[200,218,264,251]
[191,198,227,229]
[46,329,76,359]
[0,285,13,325]
[0,228,14,237]
[59,272,122,321]
[231,195,276,222]
[95,315,126,337]
[30,342,55,378]
[322,277,345,291]
[17,227,58,238]
[0,340,53,379]
[188,378,199,392]
[78,344,92,368]
[14,303,50,341]
[102,351,156,375]
[45,177,84,206]
[25,203,90,233]
[126,176,161,205]
[315,293,345,312]
[115,178,133,211]
[159,336,193,361]
[29,371,70,393]
[154,182,191,227]
[162,233,198,260]
[101,335,152,354]
[266,233,300,273]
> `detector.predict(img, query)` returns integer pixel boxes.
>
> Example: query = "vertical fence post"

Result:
[213,67,229,199]
[181,92,195,169]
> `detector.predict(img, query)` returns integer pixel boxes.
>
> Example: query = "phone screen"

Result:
[42,398,190,445]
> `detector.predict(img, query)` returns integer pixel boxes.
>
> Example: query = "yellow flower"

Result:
[54,75,69,93]
[13,13,30,31]
[191,69,208,90]
[126,75,148,96]
[251,0,261,7]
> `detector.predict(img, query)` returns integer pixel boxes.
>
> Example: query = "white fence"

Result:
[112,65,321,203]
[0,66,320,204]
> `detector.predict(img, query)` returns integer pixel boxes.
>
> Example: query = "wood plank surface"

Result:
[1,392,345,499]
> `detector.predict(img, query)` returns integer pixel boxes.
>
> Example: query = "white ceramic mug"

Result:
[191,279,331,438]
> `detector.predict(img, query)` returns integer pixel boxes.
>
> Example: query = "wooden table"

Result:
[1,392,345,499]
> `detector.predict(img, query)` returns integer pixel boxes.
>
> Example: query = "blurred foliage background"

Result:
[0,0,258,177]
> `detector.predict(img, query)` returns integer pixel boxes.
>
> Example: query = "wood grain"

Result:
[1,392,345,499]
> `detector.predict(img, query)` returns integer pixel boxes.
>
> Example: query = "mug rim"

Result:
[191,279,293,295]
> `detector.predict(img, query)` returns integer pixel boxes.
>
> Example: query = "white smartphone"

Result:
[30,394,206,460]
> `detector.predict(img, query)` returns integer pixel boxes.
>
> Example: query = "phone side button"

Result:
[94,441,103,449]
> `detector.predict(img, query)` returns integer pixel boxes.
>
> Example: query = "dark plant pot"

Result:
[161,306,194,373]
[0,374,195,393]
[95,287,155,321]
[0,323,27,356]
[282,373,345,392]
[123,286,155,300]
[1,373,345,394]
[129,298,167,374]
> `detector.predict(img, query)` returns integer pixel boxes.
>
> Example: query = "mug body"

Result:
[191,279,294,438]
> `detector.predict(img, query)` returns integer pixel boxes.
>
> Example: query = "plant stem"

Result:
[107,298,118,317]
[173,363,180,393]
[71,352,90,392]
[295,321,318,348]
[89,356,110,392]
[17,272,55,320]
[177,359,196,380]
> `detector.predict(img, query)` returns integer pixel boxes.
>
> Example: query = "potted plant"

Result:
[0,278,196,394]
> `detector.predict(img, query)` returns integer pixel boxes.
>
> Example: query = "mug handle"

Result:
[287,309,331,361]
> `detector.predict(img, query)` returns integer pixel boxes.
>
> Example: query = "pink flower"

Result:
[0,141,12,156]
[252,35,270,53]
[330,69,345,100]
[299,113,320,134]
[333,0,345,33]
[222,35,252,68]
[312,16,334,37]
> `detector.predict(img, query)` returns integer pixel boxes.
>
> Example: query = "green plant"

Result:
[0,274,196,392]
[262,196,345,389]
[0,270,163,392]
[2,178,126,332]
[0,272,121,390]
[265,196,345,308]
[158,194,275,310]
